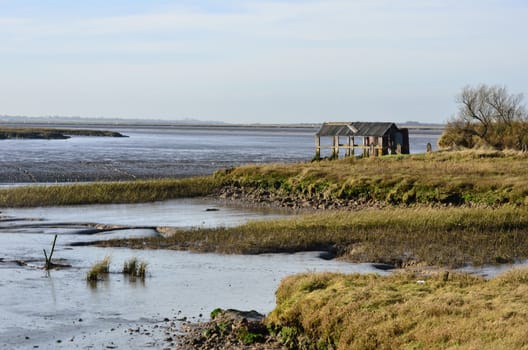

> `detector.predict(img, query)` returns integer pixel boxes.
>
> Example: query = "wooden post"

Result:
[333,135,339,159]
[346,136,351,157]
[44,234,58,270]
[315,135,321,160]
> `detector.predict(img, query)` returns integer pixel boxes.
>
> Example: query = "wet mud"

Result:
[1,199,382,349]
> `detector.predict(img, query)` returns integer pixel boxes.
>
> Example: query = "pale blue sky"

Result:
[1,0,526,124]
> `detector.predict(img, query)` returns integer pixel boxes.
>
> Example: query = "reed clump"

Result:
[123,257,148,278]
[86,256,111,282]
[266,268,528,349]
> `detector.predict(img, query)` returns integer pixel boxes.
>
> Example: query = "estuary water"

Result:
[0,199,386,349]
[0,123,444,348]
[0,124,442,183]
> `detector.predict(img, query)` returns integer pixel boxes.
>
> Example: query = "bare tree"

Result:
[439,84,528,150]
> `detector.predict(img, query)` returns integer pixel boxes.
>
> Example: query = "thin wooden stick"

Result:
[48,234,57,263]
[43,249,49,269]
[43,234,58,270]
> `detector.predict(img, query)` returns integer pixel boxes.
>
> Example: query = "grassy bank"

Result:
[266,268,528,349]
[215,150,528,207]
[100,206,528,268]
[1,150,527,208]
[0,177,218,207]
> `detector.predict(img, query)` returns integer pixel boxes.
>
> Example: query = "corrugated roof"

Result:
[351,122,395,137]
[316,122,396,137]
[316,122,357,136]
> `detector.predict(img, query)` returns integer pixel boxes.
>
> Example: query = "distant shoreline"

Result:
[0,122,443,183]
[0,119,445,131]
[0,126,126,140]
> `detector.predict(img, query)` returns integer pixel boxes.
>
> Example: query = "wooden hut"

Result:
[315,122,409,159]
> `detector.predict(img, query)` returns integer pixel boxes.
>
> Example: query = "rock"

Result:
[372,263,396,271]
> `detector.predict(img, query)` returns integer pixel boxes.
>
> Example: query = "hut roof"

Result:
[351,122,396,137]
[316,122,397,137]
[316,122,357,136]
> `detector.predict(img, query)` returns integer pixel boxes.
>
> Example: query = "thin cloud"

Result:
[0,0,526,122]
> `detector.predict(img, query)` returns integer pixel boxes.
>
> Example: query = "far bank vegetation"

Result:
[0,126,125,139]
[439,84,528,150]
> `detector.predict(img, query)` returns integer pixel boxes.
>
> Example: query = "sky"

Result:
[0,0,527,124]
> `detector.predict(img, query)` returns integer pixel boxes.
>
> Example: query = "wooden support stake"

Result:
[315,136,321,160]
[44,234,58,270]
[43,249,49,268]
[333,135,339,159]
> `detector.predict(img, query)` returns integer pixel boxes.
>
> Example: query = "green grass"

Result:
[266,268,528,349]
[0,176,219,207]
[214,149,528,207]
[1,149,528,208]
[3,150,528,268]
[100,206,528,268]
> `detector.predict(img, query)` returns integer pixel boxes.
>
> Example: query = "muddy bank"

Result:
[216,184,386,211]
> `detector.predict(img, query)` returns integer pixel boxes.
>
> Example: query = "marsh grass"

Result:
[266,268,528,349]
[0,176,219,207]
[123,257,148,278]
[86,256,111,282]
[100,206,528,268]
[1,150,527,208]
[216,150,528,207]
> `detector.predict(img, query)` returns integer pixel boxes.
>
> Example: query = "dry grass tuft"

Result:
[267,269,528,349]
[86,256,111,282]
[123,257,148,278]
